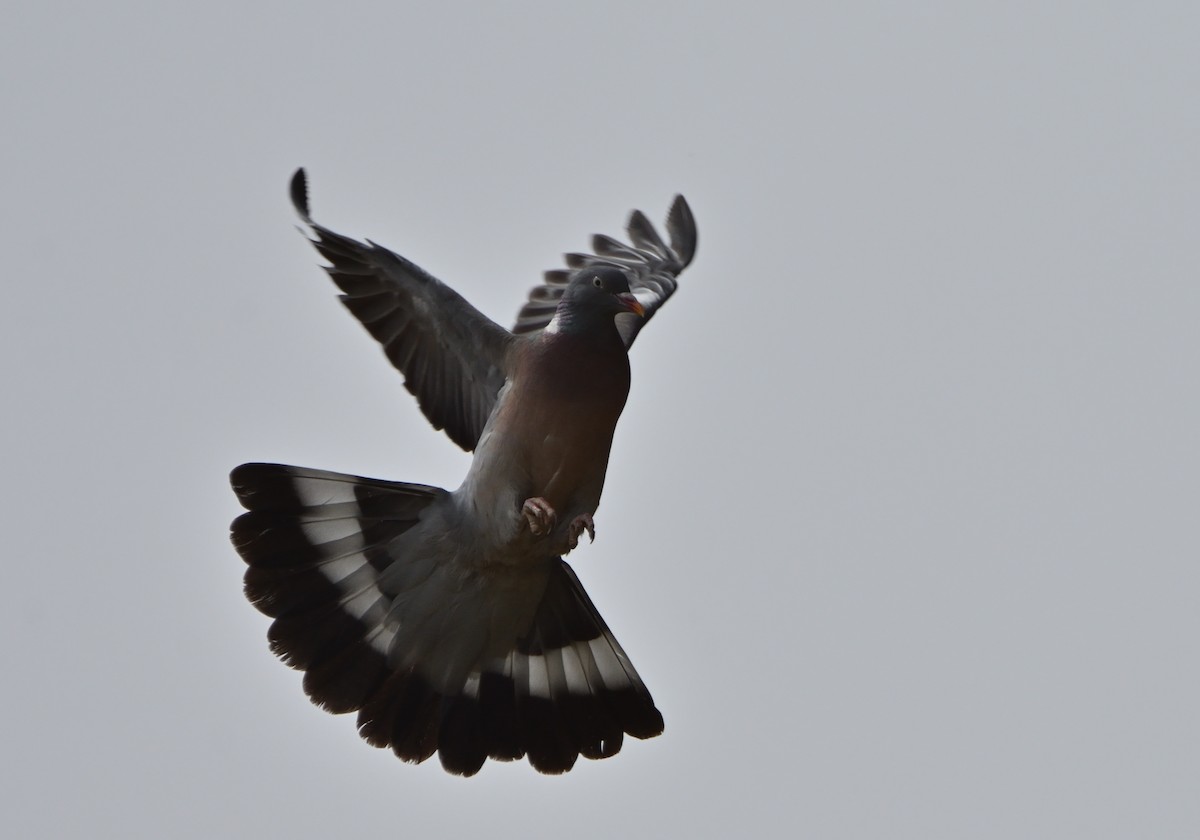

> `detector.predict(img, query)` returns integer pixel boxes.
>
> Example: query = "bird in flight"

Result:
[230,169,697,775]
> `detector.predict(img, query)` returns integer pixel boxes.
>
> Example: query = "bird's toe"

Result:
[521,497,557,536]
[567,514,595,550]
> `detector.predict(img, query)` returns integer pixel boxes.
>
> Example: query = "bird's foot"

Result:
[521,497,557,536]
[567,514,595,551]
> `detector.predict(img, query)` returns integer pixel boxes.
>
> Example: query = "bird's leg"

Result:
[567,514,595,550]
[521,497,557,536]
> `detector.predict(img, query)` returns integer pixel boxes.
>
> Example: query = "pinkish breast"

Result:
[508,330,631,512]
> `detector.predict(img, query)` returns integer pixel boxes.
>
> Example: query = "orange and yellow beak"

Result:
[617,293,646,317]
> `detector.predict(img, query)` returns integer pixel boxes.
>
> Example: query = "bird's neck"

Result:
[543,306,620,345]
[530,315,630,392]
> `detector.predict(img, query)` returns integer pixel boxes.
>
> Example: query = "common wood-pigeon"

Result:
[230,169,697,775]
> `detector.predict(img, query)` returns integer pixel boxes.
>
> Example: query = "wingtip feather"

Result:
[626,209,668,256]
[667,195,697,267]
[290,167,312,222]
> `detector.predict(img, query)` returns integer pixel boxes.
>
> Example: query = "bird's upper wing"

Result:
[290,169,514,452]
[512,195,698,348]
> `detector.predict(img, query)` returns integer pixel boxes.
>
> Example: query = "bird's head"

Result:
[556,267,645,323]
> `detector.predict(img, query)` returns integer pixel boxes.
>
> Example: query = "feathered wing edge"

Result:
[290,168,513,452]
[512,194,698,347]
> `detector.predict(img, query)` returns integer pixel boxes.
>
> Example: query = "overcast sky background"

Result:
[3,2,1197,838]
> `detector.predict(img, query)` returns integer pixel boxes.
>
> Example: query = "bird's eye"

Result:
[592,276,603,288]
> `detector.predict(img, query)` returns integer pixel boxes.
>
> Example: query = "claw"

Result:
[567,514,595,551]
[521,497,557,536]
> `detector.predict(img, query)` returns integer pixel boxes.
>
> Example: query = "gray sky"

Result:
[3,2,1197,838]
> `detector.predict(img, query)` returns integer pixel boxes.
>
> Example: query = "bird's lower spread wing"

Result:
[290,169,513,452]
[512,194,697,348]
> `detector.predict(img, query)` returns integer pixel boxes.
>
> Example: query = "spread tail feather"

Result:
[230,463,662,776]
